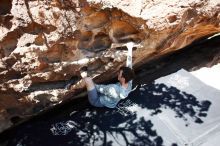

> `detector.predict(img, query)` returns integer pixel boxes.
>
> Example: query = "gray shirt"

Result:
[95,81,132,108]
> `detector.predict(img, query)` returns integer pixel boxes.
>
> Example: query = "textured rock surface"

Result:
[0,0,220,133]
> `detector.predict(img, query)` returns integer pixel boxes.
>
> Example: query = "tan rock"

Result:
[0,0,220,133]
[0,0,12,15]
[79,30,93,41]
[82,11,109,30]
[110,8,123,19]
[91,32,112,52]
[109,20,141,43]
[80,6,97,16]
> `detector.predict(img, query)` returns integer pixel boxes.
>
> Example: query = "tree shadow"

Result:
[7,105,165,146]
[6,82,211,146]
[128,82,212,124]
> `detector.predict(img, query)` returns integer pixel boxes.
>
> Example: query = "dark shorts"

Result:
[88,88,104,107]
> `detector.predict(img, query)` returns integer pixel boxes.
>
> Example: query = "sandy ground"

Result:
[191,63,220,90]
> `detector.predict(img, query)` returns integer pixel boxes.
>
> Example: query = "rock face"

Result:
[0,0,220,133]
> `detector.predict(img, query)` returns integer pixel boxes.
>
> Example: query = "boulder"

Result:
[0,0,220,133]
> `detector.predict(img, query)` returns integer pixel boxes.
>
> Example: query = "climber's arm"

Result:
[126,42,133,69]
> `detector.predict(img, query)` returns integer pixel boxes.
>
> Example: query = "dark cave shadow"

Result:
[8,104,166,146]
[7,82,212,146]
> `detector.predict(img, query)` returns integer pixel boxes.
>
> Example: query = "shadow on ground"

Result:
[4,82,211,146]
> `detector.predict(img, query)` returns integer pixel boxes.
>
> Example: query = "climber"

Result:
[68,42,135,108]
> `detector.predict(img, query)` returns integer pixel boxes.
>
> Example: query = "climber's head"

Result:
[118,67,135,84]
